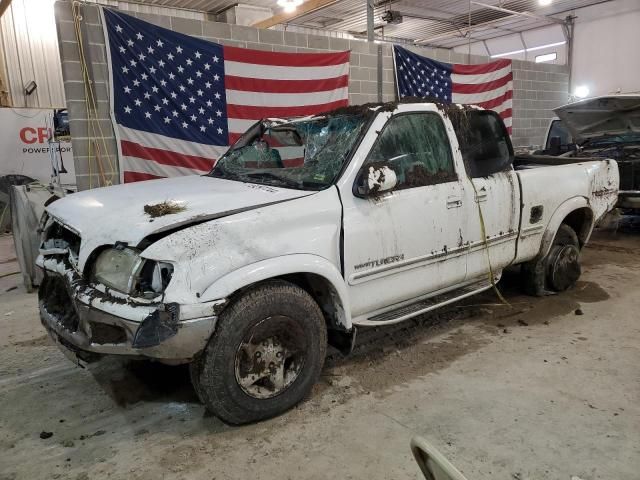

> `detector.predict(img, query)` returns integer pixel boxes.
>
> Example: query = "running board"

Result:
[355,279,493,326]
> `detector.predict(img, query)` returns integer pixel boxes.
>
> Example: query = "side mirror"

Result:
[549,136,562,155]
[354,164,398,198]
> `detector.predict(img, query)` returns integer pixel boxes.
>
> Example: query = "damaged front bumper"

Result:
[37,256,224,364]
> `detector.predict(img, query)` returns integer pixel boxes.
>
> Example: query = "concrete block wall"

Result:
[54,1,568,190]
[55,2,118,189]
[510,65,569,148]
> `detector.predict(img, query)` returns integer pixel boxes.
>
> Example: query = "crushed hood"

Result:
[46,176,311,267]
[554,95,640,143]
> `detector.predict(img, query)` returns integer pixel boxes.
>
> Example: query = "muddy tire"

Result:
[522,224,581,296]
[189,353,205,403]
[190,280,327,424]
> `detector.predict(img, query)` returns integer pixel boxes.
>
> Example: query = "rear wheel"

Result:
[190,280,327,424]
[522,224,581,296]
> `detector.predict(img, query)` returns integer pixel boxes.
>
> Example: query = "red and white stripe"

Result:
[451,59,513,134]
[120,47,350,183]
[119,126,228,182]
[224,47,349,144]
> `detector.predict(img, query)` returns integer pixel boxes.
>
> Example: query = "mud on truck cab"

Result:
[37,101,619,424]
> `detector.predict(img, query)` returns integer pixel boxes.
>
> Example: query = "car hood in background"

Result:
[554,95,640,142]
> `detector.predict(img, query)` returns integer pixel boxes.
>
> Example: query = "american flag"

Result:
[102,8,349,183]
[393,46,513,134]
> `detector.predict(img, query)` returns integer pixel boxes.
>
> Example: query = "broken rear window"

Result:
[364,112,457,189]
[209,114,369,190]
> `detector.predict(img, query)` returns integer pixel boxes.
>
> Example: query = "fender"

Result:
[200,254,352,329]
[537,196,593,260]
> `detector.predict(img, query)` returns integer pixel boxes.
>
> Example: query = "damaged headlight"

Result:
[137,258,174,298]
[91,247,173,298]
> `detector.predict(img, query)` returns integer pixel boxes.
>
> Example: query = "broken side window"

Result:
[364,112,457,190]
[451,110,513,178]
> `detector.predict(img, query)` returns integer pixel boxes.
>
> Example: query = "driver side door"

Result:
[341,111,475,324]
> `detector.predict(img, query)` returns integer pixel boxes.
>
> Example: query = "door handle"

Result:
[475,186,488,202]
[447,196,462,208]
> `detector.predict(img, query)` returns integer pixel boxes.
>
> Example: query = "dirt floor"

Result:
[0,221,639,480]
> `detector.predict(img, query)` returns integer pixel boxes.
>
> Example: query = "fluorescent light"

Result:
[490,40,566,58]
[574,85,590,98]
[277,0,303,12]
[527,41,565,52]
[491,48,525,58]
[538,0,553,6]
[535,52,557,63]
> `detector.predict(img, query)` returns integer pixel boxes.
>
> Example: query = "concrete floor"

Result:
[0,225,638,480]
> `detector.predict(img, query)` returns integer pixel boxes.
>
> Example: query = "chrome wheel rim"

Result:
[234,316,306,399]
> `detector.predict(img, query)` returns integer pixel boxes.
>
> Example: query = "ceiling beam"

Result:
[366,0,374,41]
[252,0,338,29]
[415,14,525,45]
[470,1,565,25]
[0,0,12,18]
[415,0,569,46]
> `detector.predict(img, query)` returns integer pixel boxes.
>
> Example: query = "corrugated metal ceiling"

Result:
[103,0,612,47]
[291,0,607,46]
[145,0,275,13]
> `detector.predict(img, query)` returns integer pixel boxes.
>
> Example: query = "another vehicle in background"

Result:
[538,116,575,156]
[540,95,640,211]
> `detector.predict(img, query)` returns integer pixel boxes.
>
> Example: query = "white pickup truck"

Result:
[37,101,618,424]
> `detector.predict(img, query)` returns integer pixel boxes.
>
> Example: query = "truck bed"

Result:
[513,157,619,264]
[513,154,610,169]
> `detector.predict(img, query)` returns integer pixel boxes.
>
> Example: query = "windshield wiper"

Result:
[245,172,302,189]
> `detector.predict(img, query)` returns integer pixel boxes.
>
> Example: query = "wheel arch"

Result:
[200,254,352,331]
[538,197,595,260]
[561,207,594,246]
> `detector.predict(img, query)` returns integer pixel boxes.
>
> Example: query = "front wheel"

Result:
[522,224,581,296]
[190,280,327,424]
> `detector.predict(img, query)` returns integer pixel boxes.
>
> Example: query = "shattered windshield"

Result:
[209,114,369,190]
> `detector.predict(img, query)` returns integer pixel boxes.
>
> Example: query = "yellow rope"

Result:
[72,2,116,187]
[467,177,510,306]
[452,108,509,306]
[0,271,20,279]
[72,2,97,187]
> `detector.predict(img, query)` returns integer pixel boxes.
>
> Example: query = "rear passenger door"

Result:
[341,110,476,321]
[454,110,520,280]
